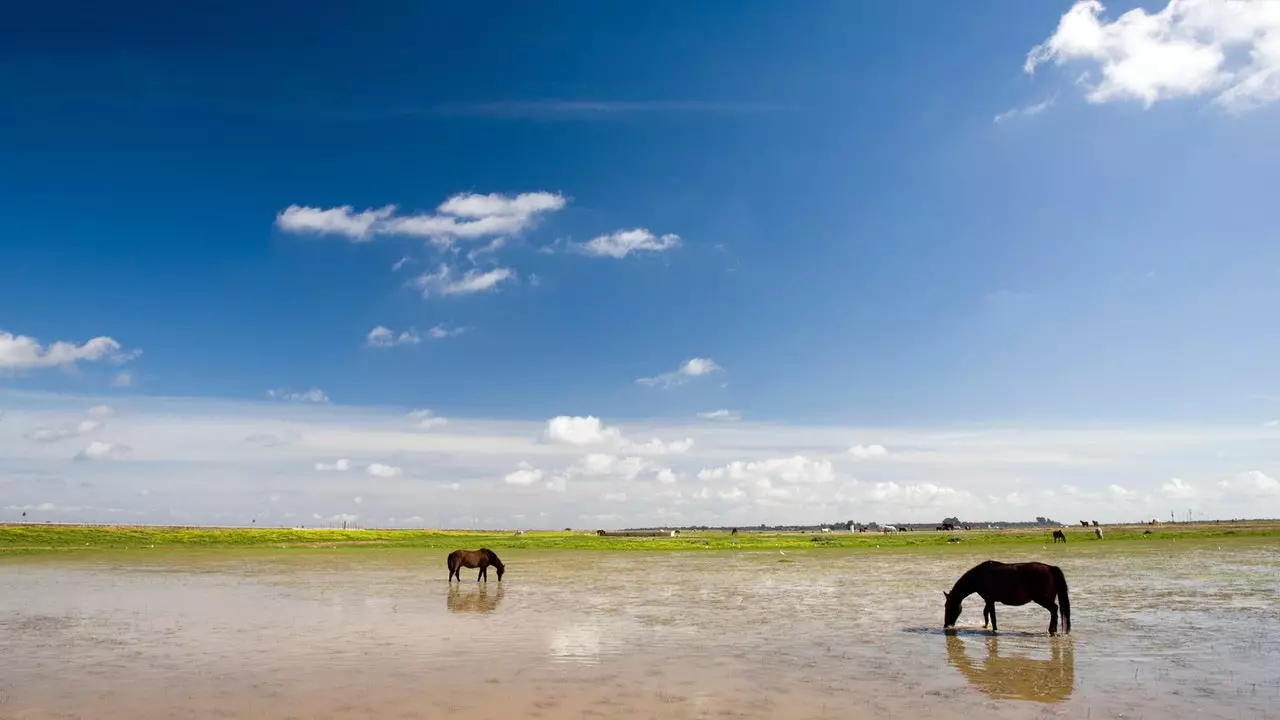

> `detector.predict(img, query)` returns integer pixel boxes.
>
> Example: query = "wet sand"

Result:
[2,540,1277,719]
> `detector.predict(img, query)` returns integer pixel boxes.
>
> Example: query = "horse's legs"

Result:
[1038,600,1060,635]
[983,600,995,630]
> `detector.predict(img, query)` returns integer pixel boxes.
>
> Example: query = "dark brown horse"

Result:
[944,560,1071,635]
[447,548,505,582]
[1052,529,1066,543]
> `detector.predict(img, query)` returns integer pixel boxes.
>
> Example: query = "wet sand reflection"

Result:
[946,633,1074,703]
[447,582,504,613]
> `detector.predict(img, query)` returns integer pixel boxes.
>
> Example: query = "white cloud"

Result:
[366,326,421,348]
[428,324,467,339]
[604,492,628,502]
[1,330,140,372]
[274,204,396,241]
[697,409,741,421]
[569,454,655,482]
[112,372,133,388]
[277,191,565,248]
[1263,420,1280,427]
[407,409,447,430]
[87,405,115,419]
[1217,470,1278,497]
[866,481,969,509]
[993,96,1056,123]
[315,458,351,472]
[1025,0,1280,111]
[848,443,889,459]
[1162,476,1197,500]
[26,419,102,443]
[543,415,625,446]
[574,229,681,259]
[25,405,113,443]
[504,461,544,486]
[542,415,692,455]
[353,495,363,504]
[8,390,1280,526]
[366,462,403,478]
[266,387,329,404]
[413,264,515,297]
[1109,483,1139,500]
[76,441,131,461]
[698,456,835,486]
[637,358,723,388]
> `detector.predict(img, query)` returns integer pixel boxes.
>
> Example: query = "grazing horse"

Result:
[730,528,739,535]
[943,560,1071,635]
[1079,520,1089,527]
[882,525,899,534]
[447,548,505,582]
[1052,529,1067,543]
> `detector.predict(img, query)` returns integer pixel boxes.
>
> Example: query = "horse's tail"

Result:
[1050,564,1071,633]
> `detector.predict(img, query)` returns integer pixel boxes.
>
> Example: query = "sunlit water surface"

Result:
[2,540,1277,719]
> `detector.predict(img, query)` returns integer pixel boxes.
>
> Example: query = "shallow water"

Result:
[2,540,1278,719]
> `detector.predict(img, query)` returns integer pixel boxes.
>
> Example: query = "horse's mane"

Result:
[480,547,503,565]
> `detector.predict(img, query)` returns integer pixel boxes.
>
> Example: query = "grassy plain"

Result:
[1,521,1276,556]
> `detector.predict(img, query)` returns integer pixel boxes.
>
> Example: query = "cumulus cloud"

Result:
[848,443,889,459]
[1217,470,1278,497]
[1109,483,1139,500]
[504,461,544,486]
[75,441,131,461]
[1,330,140,372]
[428,324,467,339]
[278,192,566,246]
[574,229,681,259]
[274,204,396,241]
[866,481,968,509]
[1162,477,1197,500]
[637,357,722,388]
[26,419,102,443]
[112,372,133,388]
[315,458,351,472]
[698,456,835,486]
[413,264,515,297]
[366,326,421,348]
[1025,0,1280,112]
[266,387,329,404]
[542,415,692,455]
[407,409,447,429]
[544,415,625,446]
[697,409,741,421]
[9,390,1280,526]
[366,462,403,478]
[25,406,114,443]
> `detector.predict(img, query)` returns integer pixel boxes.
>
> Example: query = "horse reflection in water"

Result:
[446,582,505,613]
[945,633,1074,703]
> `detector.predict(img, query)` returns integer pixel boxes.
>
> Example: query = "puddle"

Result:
[1,541,1277,718]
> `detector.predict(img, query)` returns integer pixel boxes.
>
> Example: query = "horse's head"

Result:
[943,591,962,628]
[495,562,505,582]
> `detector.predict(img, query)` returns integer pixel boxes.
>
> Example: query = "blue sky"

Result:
[3,0,1279,527]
